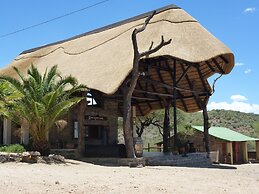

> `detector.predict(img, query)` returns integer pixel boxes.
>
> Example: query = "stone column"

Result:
[78,98,87,155]
[21,120,29,145]
[241,141,248,163]
[226,142,233,164]
[3,118,11,145]
[256,141,259,161]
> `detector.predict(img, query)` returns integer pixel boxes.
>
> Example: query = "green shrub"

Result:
[0,144,26,153]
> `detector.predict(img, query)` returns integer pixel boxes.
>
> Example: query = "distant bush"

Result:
[0,144,26,153]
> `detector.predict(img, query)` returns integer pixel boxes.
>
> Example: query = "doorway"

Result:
[84,125,108,146]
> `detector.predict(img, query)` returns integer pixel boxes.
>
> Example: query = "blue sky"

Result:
[0,0,258,113]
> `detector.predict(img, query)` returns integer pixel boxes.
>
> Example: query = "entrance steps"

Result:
[144,152,211,167]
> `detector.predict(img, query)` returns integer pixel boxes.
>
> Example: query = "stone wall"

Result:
[146,152,211,167]
[85,100,118,145]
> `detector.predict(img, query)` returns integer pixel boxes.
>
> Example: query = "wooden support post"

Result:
[163,99,170,153]
[78,96,87,155]
[241,142,248,163]
[256,141,259,161]
[173,60,178,150]
[226,142,233,164]
[202,105,210,158]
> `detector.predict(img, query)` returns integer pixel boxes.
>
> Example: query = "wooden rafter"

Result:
[179,63,202,110]
[132,96,157,101]
[195,65,210,94]
[156,61,171,95]
[140,76,209,95]
[136,82,153,110]
[136,103,144,116]
[176,91,188,112]
[205,61,215,72]
[175,64,191,86]
[212,58,224,74]
[134,89,173,98]
[219,56,229,65]
[165,60,188,112]
[150,83,164,108]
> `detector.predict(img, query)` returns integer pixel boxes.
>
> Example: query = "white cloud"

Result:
[208,101,259,114]
[244,7,256,13]
[230,94,247,102]
[208,95,259,114]
[235,62,244,66]
[244,69,252,74]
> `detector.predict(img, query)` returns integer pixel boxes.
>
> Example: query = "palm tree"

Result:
[0,80,23,118]
[0,65,87,155]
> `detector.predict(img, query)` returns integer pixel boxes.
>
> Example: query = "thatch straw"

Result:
[0,5,234,95]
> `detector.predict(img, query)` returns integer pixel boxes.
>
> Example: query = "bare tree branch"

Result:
[148,41,154,51]
[135,11,156,34]
[136,116,164,137]
[140,36,172,58]
[123,10,172,158]
[212,74,223,94]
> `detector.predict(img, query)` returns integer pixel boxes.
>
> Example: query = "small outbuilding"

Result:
[156,126,259,164]
[192,126,259,164]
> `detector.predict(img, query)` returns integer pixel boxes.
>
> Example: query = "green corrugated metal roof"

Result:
[192,126,259,142]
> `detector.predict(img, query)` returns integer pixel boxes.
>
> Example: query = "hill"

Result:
[118,109,259,148]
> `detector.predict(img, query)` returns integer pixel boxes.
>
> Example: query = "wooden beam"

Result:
[132,96,157,101]
[195,65,210,94]
[135,94,208,104]
[136,100,162,104]
[140,76,209,96]
[179,63,202,110]
[136,103,144,116]
[134,89,173,98]
[165,60,188,112]
[212,58,225,74]
[173,59,178,150]
[163,99,170,153]
[150,83,164,108]
[177,91,188,112]
[137,82,153,110]
[205,61,215,72]
[219,55,229,64]
[175,65,191,86]
[156,61,170,94]
[142,61,172,72]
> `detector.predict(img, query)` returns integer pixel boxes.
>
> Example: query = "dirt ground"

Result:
[0,161,258,194]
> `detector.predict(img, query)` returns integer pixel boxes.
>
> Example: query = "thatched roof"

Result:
[0,5,234,115]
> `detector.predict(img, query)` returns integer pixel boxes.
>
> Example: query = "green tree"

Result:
[0,65,87,155]
[253,122,259,137]
[0,80,23,118]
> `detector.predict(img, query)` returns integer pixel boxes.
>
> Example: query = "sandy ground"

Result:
[0,161,259,194]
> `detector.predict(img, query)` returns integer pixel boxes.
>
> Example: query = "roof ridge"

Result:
[21,4,180,55]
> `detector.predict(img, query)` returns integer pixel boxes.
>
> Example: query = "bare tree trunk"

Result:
[123,11,171,158]
[123,88,135,158]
